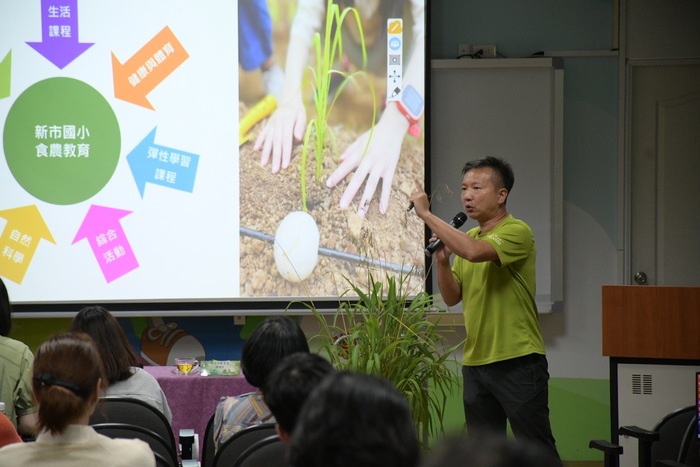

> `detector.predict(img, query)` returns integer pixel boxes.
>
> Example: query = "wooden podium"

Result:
[603,285,700,359]
[602,285,700,466]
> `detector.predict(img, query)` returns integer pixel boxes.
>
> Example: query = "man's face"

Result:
[460,167,507,222]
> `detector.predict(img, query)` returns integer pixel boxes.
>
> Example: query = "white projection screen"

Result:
[0,0,429,315]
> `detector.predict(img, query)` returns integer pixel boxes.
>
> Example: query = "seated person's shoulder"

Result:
[216,393,254,411]
[0,336,32,357]
[114,438,156,466]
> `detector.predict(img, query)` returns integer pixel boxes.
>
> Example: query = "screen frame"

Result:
[3,0,433,317]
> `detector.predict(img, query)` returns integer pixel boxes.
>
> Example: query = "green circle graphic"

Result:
[3,77,120,205]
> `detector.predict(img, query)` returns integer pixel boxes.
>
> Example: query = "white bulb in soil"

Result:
[274,211,320,282]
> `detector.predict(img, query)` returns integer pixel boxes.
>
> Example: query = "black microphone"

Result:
[425,212,468,257]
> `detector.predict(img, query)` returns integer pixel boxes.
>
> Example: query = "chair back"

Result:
[592,405,698,467]
[651,406,696,464]
[90,396,177,455]
[92,422,179,467]
[212,423,277,467]
[153,451,175,467]
[675,414,700,465]
[232,434,286,467]
[201,413,217,467]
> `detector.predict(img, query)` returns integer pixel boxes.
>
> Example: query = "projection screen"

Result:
[0,0,429,315]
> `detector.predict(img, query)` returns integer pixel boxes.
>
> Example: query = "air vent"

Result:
[632,374,653,395]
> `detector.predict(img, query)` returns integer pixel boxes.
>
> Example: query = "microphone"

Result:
[425,212,468,257]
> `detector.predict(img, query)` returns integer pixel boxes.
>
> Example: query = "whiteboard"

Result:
[428,58,564,313]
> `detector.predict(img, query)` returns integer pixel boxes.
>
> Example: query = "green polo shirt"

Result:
[0,336,37,429]
[452,214,545,366]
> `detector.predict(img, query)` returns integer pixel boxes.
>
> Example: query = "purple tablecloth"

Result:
[144,365,254,458]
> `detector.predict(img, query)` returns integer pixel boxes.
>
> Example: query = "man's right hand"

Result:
[433,237,452,264]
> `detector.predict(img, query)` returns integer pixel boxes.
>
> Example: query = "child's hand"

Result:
[254,93,306,173]
[326,106,410,217]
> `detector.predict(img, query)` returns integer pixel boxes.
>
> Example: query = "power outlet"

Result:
[458,44,470,57]
[471,44,497,58]
[234,315,246,325]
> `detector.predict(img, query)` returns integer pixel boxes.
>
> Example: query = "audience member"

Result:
[0,411,22,448]
[288,371,420,467]
[212,316,309,451]
[0,332,155,466]
[0,277,38,437]
[70,305,172,423]
[421,433,562,467]
[262,352,334,442]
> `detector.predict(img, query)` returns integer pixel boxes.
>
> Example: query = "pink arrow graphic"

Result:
[72,205,139,283]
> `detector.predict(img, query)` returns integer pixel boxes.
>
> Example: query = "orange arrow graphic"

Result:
[112,26,189,110]
[0,205,56,284]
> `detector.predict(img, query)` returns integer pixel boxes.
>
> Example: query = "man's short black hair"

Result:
[241,316,309,389]
[289,371,420,467]
[462,156,515,194]
[263,352,334,434]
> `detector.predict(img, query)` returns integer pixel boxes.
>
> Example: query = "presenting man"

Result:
[409,156,560,462]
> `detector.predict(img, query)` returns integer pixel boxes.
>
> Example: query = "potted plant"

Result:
[300,272,463,444]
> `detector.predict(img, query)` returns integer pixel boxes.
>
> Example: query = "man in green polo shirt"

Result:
[410,156,560,463]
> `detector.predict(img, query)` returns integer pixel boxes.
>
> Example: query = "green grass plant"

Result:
[300,272,463,444]
[300,0,377,211]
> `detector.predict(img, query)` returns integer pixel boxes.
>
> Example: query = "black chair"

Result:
[656,412,700,467]
[211,423,277,467]
[201,413,217,467]
[677,415,700,466]
[590,405,697,467]
[232,434,286,467]
[92,422,179,467]
[589,439,624,467]
[90,396,177,457]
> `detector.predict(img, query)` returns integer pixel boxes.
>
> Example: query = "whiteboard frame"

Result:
[428,58,564,313]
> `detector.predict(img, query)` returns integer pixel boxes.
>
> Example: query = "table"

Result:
[144,365,255,458]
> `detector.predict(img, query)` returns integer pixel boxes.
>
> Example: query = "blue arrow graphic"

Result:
[127,127,199,198]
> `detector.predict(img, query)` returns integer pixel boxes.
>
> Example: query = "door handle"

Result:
[633,271,648,285]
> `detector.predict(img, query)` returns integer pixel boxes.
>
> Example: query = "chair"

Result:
[232,434,286,467]
[677,415,700,465]
[90,396,178,457]
[588,439,623,467]
[92,422,179,467]
[201,413,217,467]
[656,412,700,467]
[211,423,277,467]
[590,405,697,467]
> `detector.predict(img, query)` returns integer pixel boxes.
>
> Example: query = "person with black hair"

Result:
[422,433,562,467]
[0,277,38,437]
[70,306,172,422]
[288,371,420,467]
[410,156,560,462]
[0,332,155,466]
[212,316,309,451]
[262,352,334,442]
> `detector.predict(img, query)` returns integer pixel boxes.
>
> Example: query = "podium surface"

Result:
[603,285,700,359]
[602,285,700,467]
